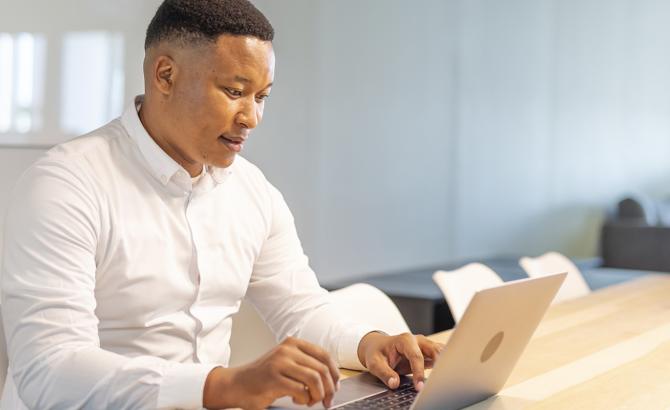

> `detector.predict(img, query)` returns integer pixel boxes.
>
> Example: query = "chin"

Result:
[214,155,236,169]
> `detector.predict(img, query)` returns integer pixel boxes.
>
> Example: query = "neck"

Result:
[138,96,203,177]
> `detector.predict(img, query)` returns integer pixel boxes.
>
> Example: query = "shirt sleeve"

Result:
[246,183,378,371]
[1,160,215,410]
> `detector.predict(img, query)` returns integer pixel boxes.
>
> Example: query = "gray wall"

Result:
[1,0,670,282]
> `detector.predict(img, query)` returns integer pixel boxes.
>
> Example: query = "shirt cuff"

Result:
[156,362,219,409]
[337,324,380,371]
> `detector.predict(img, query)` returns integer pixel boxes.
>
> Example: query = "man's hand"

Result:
[357,332,445,392]
[203,336,339,410]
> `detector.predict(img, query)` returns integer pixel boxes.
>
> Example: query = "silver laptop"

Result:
[272,272,566,410]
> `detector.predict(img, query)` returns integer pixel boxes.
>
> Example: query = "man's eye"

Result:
[225,88,243,97]
[256,94,270,102]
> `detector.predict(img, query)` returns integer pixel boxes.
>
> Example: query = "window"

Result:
[0,32,47,134]
[0,31,124,145]
[60,31,124,135]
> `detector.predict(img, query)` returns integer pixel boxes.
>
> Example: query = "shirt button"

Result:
[160,175,168,184]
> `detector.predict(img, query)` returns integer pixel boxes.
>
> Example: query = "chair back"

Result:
[519,251,590,303]
[432,263,504,323]
[330,283,410,336]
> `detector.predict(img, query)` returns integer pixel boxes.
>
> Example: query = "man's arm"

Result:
[199,182,376,408]
[245,183,378,370]
[1,160,214,409]
[237,181,445,400]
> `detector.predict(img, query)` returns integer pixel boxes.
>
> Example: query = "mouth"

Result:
[218,135,245,153]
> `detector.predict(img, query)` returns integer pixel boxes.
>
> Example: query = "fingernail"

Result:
[416,381,425,392]
[337,380,341,390]
[388,377,397,387]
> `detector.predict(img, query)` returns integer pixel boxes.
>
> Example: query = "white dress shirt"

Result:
[1,97,375,409]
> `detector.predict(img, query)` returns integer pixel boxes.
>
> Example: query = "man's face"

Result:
[165,35,275,170]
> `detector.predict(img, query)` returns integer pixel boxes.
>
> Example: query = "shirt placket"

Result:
[182,180,207,363]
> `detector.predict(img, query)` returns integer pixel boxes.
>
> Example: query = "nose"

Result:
[235,97,260,130]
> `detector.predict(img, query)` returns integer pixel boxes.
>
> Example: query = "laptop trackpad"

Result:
[271,372,407,409]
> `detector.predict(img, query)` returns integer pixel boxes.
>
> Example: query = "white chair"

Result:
[229,284,410,366]
[432,263,504,324]
[329,283,410,336]
[0,304,7,396]
[519,251,590,303]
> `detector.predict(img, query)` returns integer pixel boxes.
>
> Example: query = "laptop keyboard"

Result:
[337,381,417,409]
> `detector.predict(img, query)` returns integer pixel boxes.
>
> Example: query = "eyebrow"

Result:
[234,75,251,83]
[233,76,273,89]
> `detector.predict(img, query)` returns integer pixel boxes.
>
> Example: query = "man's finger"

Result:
[294,353,337,407]
[417,336,443,361]
[397,334,426,391]
[284,363,326,406]
[294,338,341,387]
[367,353,401,389]
[278,375,312,406]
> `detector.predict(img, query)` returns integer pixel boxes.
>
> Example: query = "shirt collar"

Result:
[210,164,233,184]
[120,95,233,187]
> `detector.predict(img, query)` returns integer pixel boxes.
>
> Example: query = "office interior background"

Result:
[1,0,670,283]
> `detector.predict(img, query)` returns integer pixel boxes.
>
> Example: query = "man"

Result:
[1,1,442,409]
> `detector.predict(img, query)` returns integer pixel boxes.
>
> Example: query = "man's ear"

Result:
[153,55,177,95]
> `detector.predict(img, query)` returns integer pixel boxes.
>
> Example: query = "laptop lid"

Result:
[412,272,566,409]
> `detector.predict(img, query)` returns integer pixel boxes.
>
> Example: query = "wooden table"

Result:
[344,274,670,409]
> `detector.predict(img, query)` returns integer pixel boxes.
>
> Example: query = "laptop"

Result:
[272,272,566,410]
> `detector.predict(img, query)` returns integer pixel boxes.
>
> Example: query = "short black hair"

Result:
[145,0,274,49]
